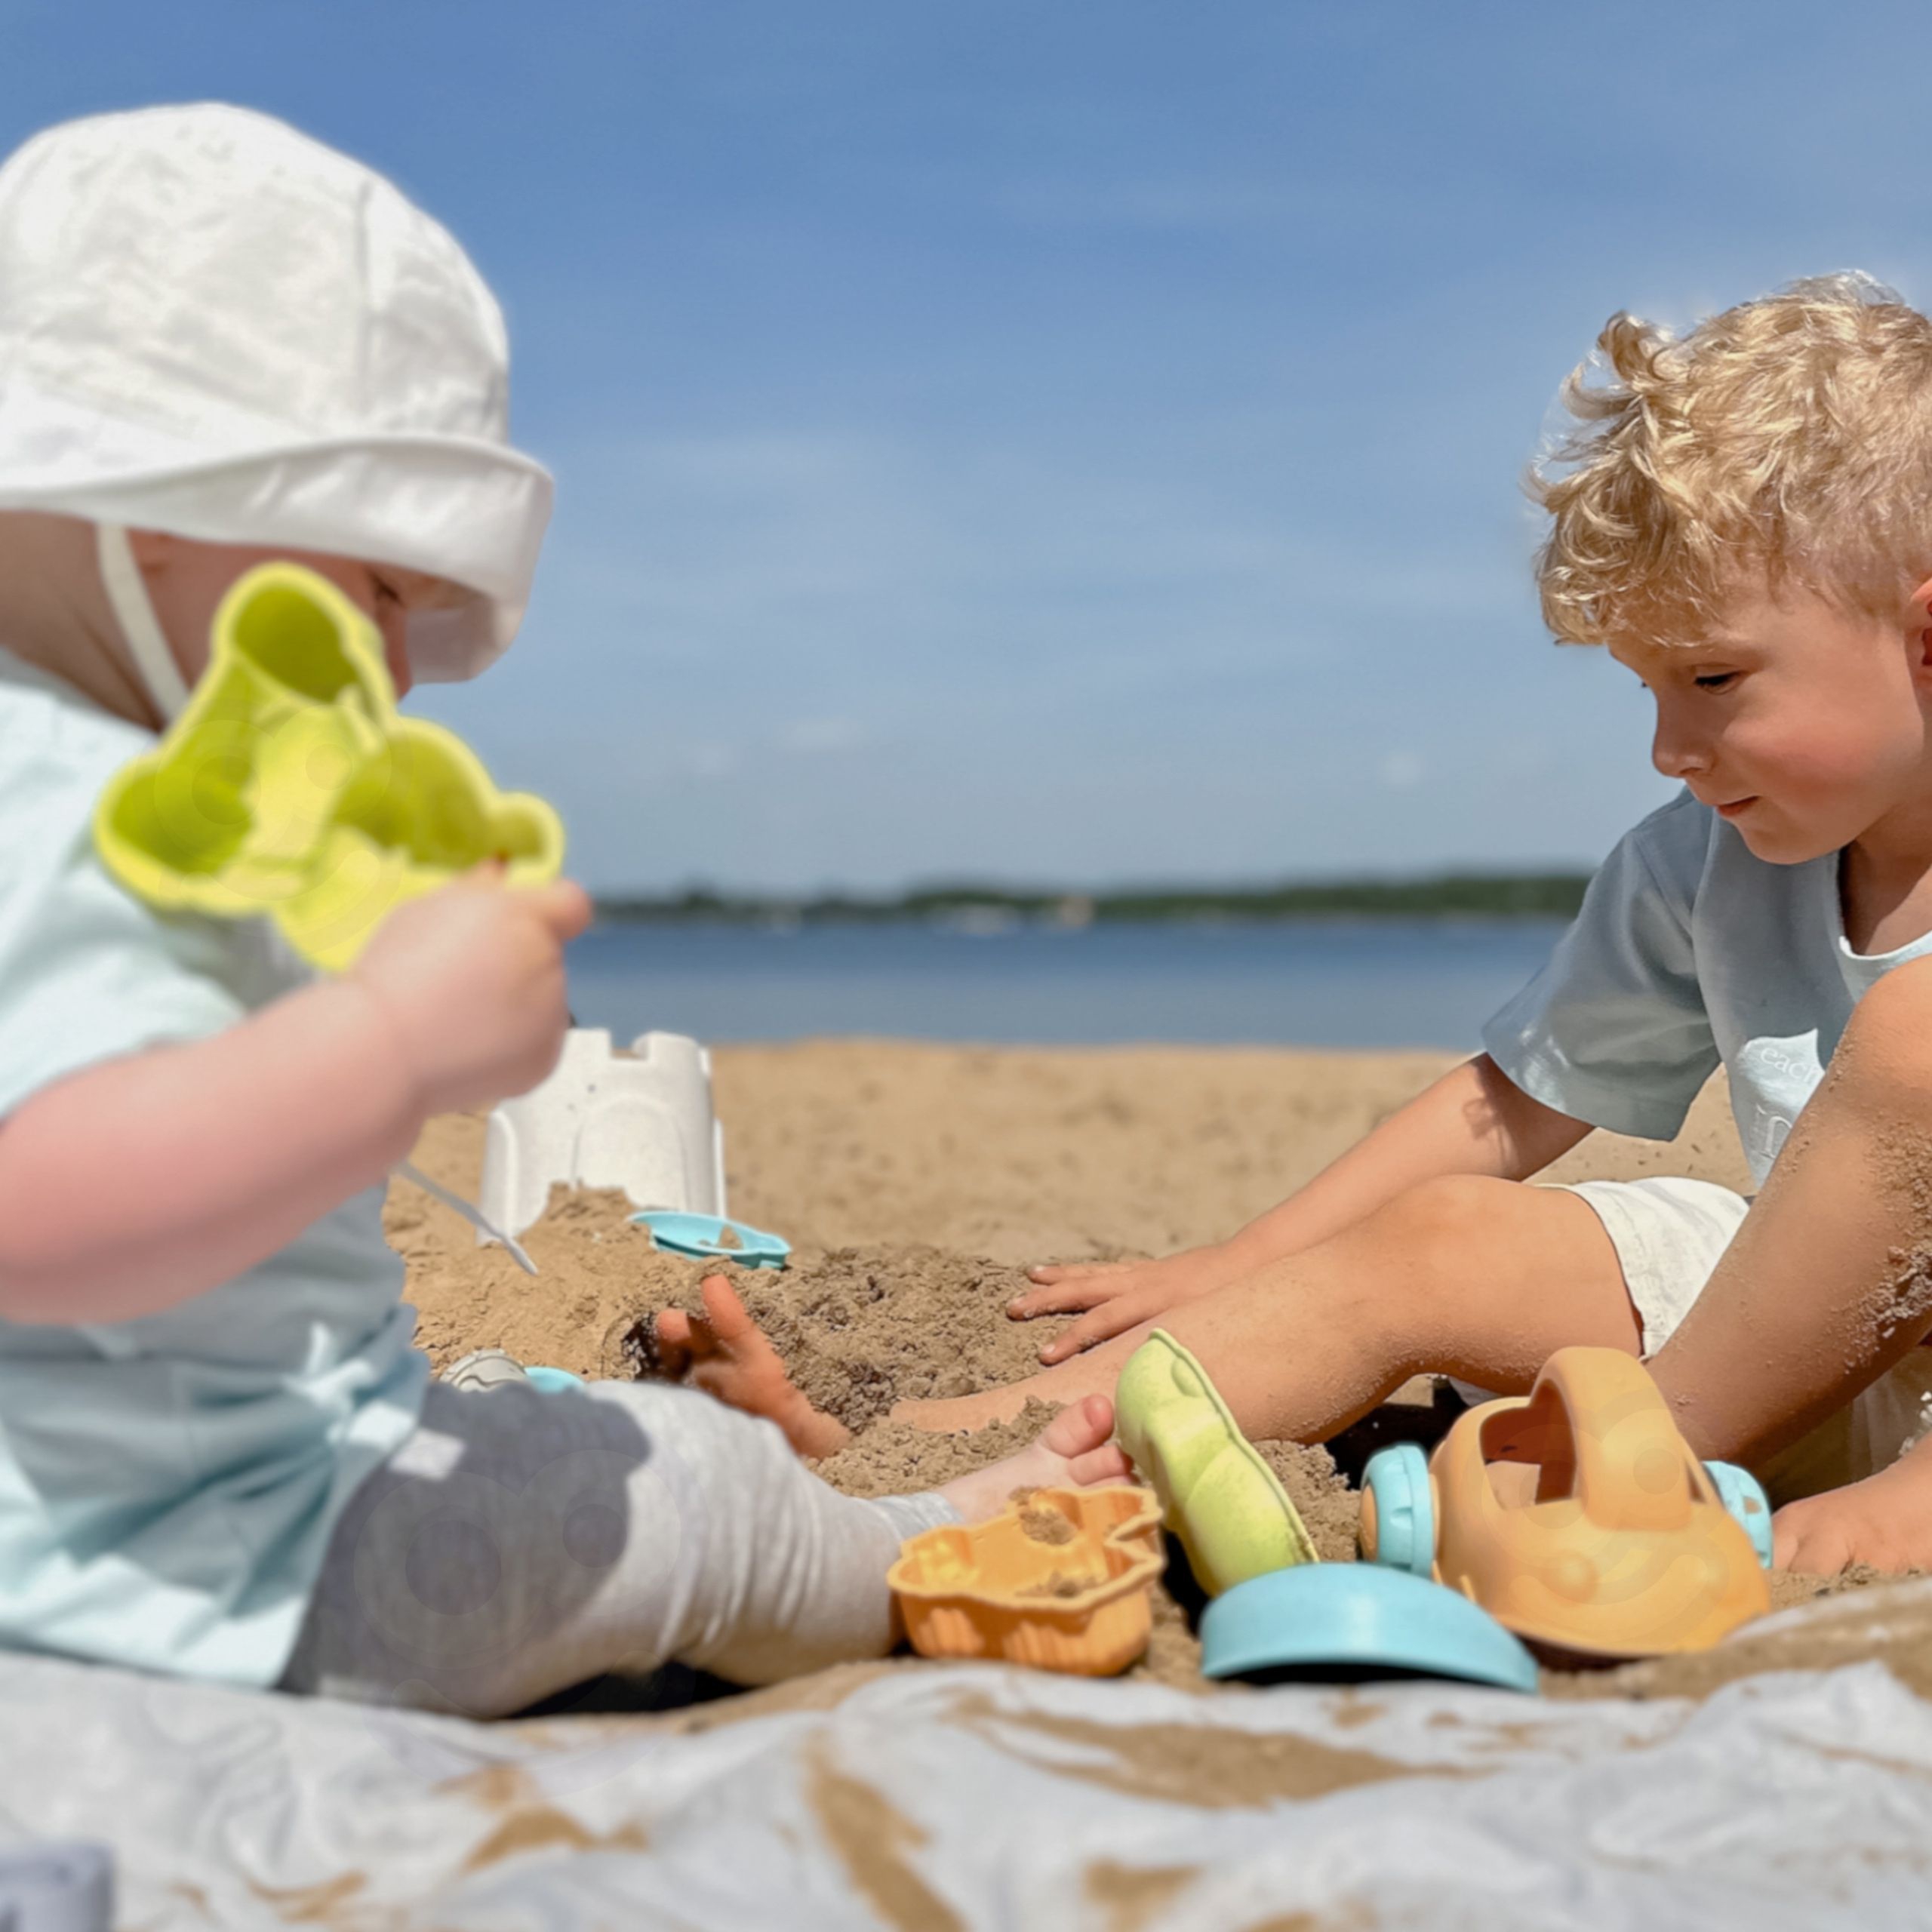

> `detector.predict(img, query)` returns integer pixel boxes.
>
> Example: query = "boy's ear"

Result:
[1912,577,1932,661]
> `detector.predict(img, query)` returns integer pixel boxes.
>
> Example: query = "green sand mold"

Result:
[96,563,563,971]
[1114,1328,1318,1597]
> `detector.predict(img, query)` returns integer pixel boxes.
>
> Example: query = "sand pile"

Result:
[403,1180,1054,1421]
[393,1045,1920,1704]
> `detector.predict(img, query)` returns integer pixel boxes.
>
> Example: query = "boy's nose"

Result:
[1651,709,1709,780]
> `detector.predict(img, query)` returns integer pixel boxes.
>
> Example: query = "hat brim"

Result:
[0,417,552,682]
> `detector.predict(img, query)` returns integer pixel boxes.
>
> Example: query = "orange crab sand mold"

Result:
[890,1486,1165,1675]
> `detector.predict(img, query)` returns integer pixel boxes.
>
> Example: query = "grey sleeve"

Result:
[1483,798,1719,1141]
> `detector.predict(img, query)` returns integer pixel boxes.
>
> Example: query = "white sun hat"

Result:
[0,103,554,697]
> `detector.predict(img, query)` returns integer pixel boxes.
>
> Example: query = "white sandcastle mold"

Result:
[478,1028,728,1241]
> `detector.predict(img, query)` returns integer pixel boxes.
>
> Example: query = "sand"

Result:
[394,1041,1919,1706]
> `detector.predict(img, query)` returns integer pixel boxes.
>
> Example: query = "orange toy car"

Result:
[1359,1347,1772,1660]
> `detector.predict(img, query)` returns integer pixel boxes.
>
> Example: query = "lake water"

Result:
[565,918,1566,1050]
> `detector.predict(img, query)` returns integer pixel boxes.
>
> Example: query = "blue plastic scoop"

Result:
[631,1211,791,1269]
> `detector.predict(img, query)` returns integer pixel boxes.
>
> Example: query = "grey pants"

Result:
[278,1380,955,1718]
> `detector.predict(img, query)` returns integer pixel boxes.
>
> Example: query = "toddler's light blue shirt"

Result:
[0,649,426,1686]
[1484,788,1932,1183]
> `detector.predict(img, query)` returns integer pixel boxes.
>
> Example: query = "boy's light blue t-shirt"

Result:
[1484,788,1932,1183]
[0,650,426,1687]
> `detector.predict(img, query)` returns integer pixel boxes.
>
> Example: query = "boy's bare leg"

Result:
[894,1176,1640,1437]
[1647,959,1932,1473]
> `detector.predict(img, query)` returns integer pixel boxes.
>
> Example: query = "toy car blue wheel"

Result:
[1706,1460,1774,1569]
[1361,1444,1435,1577]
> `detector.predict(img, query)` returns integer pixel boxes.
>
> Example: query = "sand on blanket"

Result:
[394,1044,1924,1706]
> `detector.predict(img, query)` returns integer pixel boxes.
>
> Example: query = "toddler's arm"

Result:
[0,876,589,1325]
[1014,1054,1592,1358]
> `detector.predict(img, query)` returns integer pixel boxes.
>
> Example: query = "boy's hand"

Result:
[1772,1458,1932,1577]
[1008,1241,1249,1364]
[1774,1489,1890,1575]
[350,872,592,1116]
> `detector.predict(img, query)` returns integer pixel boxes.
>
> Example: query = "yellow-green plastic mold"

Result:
[94,562,564,971]
[1114,1328,1318,1597]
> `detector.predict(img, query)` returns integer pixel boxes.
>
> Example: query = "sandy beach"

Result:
[395,1041,1923,1711]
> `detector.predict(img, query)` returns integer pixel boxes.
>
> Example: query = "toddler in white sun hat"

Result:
[0,103,1123,1714]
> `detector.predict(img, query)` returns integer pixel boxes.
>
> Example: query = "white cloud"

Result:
[777,717,868,755]
[685,743,739,781]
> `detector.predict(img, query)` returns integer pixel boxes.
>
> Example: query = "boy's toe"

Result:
[1065,1441,1134,1487]
[1040,1392,1115,1458]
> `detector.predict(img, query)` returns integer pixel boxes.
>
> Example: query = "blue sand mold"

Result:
[1200,1563,1540,1694]
[631,1211,792,1269]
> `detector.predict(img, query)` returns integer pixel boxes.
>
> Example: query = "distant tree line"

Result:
[593,872,1592,925]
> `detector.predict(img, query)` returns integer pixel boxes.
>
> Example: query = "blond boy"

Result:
[693,275,1932,1576]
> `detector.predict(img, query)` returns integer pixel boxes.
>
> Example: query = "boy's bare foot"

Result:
[653,1275,852,1459]
[894,1384,1035,1433]
[935,1394,1132,1521]
[1774,1433,1932,1574]
[893,1323,1148,1433]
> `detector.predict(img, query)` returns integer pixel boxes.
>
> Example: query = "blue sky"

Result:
[9,1,1932,891]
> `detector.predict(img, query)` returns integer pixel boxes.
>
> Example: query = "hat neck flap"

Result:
[96,523,191,721]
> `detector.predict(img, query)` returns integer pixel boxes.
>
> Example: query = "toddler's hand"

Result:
[1008,1241,1247,1364]
[351,872,592,1116]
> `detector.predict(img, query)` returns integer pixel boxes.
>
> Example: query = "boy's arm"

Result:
[1014,1054,1592,1361]
[1221,1053,1592,1263]
[0,877,589,1327]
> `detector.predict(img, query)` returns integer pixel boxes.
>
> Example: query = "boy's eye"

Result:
[1694,672,1737,692]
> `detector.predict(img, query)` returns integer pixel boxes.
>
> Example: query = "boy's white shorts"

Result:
[1559,1175,1932,1503]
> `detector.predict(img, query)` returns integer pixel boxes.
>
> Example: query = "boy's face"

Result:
[1608,581,1932,866]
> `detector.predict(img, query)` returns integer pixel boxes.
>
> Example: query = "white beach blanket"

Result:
[6,1584,1932,1930]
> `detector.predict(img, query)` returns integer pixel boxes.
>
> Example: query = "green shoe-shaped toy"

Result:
[1114,1329,1318,1596]
[95,563,564,971]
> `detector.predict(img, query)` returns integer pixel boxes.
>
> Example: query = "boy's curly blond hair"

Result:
[1531,273,1932,648]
